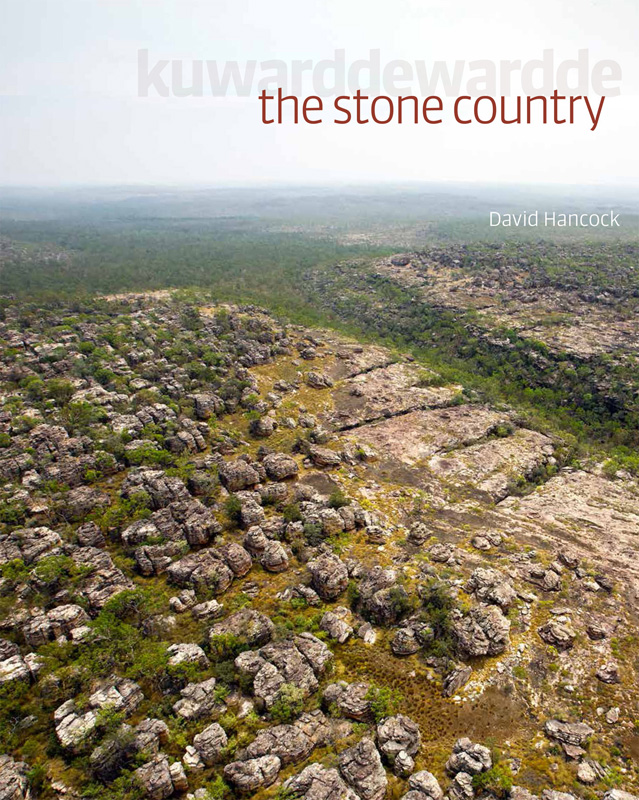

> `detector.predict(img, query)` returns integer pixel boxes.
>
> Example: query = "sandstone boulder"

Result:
[453,605,510,657]
[445,737,492,776]
[308,553,349,601]
[223,755,281,792]
[283,762,358,800]
[263,453,299,481]
[209,610,275,650]
[338,737,387,800]
[191,722,227,766]
[219,459,260,492]
[377,714,421,765]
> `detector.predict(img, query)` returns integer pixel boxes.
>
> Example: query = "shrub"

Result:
[365,685,402,722]
[0,558,29,586]
[270,683,305,723]
[21,376,44,401]
[472,764,513,797]
[102,588,163,623]
[126,444,175,468]
[282,502,302,523]
[180,307,202,331]
[275,789,299,800]
[346,579,360,609]
[328,490,350,509]
[0,498,28,527]
[422,581,454,613]
[388,586,413,619]
[92,491,151,534]
[224,495,243,526]
[63,401,107,433]
[209,632,246,661]
[303,521,324,546]
[512,665,528,679]
[420,581,457,660]
[46,378,75,405]
[495,423,513,438]
[32,554,76,585]
[201,777,231,800]
[25,764,48,794]
[166,659,206,685]
[417,370,446,387]
[80,606,168,685]
[94,367,116,387]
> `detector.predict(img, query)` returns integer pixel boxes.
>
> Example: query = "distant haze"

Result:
[0,0,637,187]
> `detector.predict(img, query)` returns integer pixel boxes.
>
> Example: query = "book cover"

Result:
[0,2,637,799]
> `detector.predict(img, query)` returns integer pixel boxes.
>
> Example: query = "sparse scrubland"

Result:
[0,186,638,800]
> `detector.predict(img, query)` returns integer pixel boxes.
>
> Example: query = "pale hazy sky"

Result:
[0,0,637,186]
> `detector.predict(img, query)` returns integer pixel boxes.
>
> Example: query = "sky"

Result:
[0,0,637,187]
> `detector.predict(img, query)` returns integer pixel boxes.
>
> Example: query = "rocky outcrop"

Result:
[538,620,576,651]
[596,662,621,684]
[70,547,134,611]
[22,604,90,647]
[544,719,594,747]
[58,486,110,521]
[283,762,358,800]
[173,677,222,720]
[0,526,62,565]
[242,710,329,765]
[442,665,472,698]
[166,549,234,594]
[358,566,409,626]
[122,498,221,551]
[54,700,99,751]
[308,445,342,468]
[192,392,225,420]
[320,607,354,643]
[215,542,252,577]
[521,564,562,592]
[391,619,433,656]
[219,459,260,492]
[235,633,332,709]
[338,737,387,800]
[121,469,191,510]
[190,722,228,766]
[0,755,31,800]
[445,737,492,775]
[76,521,106,548]
[376,714,421,766]
[404,769,443,799]
[259,540,289,572]
[6,296,639,800]
[323,681,372,721]
[448,771,475,800]
[305,371,334,389]
[90,719,169,781]
[54,677,143,751]
[167,642,210,669]
[209,610,275,649]
[0,652,42,685]
[262,453,299,481]
[223,755,281,792]
[88,677,144,715]
[134,755,187,799]
[453,605,510,657]
[308,553,349,600]
[465,567,517,610]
